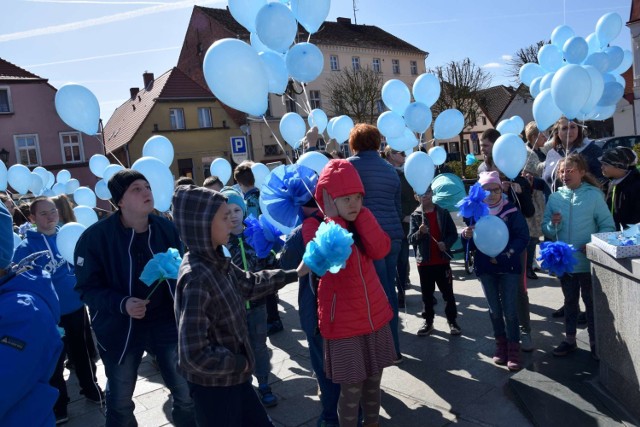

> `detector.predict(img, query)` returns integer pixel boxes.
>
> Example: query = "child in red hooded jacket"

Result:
[299,159,395,427]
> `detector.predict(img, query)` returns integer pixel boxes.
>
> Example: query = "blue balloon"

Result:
[280,112,306,149]
[251,162,271,190]
[259,52,288,94]
[412,73,440,107]
[584,52,610,74]
[29,173,44,196]
[492,134,528,179]
[533,88,562,131]
[377,111,405,138]
[94,179,112,201]
[563,36,588,64]
[612,49,633,74]
[496,116,524,136]
[65,179,80,195]
[433,109,464,140]
[102,164,123,182]
[203,38,268,116]
[551,25,575,48]
[519,63,545,86]
[73,206,98,227]
[13,232,22,251]
[132,157,174,212]
[73,186,96,208]
[250,32,273,54]
[326,117,339,140]
[596,13,623,48]
[403,102,432,134]
[52,182,66,196]
[585,32,601,56]
[297,151,330,175]
[579,65,605,116]
[56,222,86,264]
[45,171,55,190]
[7,164,31,194]
[55,84,100,135]
[597,82,624,107]
[210,158,232,184]
[143,135,174,167]
[255,3,297,54]
[386,127,418,152]
[0,161,6,192]
[290,0,330,34]
[539,71,555,91]
[308,109,328,134]
[428,146,447,166]
[593,104,616,120]
[604,46,624,72]
[404,151,434,196]
[286,42,324,83]
[382,79,411,113]
[473,215,509,257]
[332,115,354,144]
[32,167,49,188]
[228,0,267,33]
[89,154,109,178]
[56,169,71,184]
[551,64,591,119]
[538,44,564,72]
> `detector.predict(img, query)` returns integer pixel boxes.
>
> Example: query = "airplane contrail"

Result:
[25,45,181,68]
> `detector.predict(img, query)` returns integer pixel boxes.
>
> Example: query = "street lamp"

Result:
[0,148,9,164]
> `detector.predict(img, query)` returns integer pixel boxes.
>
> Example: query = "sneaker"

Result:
[577,311,587,326]
[258,384,278,408]
[448,321,461,336]
[392,354,404,364]
[520,333,534,352]
[81,388,105,405]
[551,306,565,318]
[553,341,577,356]
[266,320,284,336]
[417,322,434,336]
[55,407,69,425]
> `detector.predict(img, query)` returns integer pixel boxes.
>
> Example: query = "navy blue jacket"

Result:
[74,212,183,364]
[349,150,404,240]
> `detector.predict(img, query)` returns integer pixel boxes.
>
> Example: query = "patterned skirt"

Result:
[324,323,396,384]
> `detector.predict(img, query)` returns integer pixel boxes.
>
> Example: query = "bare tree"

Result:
[324,66,383,124]
[506,40,546,83]
[430,58,491,175]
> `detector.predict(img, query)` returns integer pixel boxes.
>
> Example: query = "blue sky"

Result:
[1,0,632,122]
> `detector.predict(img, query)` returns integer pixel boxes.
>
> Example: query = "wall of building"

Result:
[613,98,636,136]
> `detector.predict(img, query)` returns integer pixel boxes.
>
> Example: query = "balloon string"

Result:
[3,190,30,223]
[99,119,126,168]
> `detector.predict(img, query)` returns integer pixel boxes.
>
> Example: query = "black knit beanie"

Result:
[108,169,148,206]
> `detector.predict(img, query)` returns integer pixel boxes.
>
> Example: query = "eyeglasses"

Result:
[485,187,502,194]
[391,150,406,157]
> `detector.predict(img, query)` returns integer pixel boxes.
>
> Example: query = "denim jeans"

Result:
[246,304,270,385]
[560,272,595,342]
[298,275,340,425]
[101,343,194,427]
[374,239,402,357]
[479,273,520,343]
[188,380,273,427]
[396,237,411,294]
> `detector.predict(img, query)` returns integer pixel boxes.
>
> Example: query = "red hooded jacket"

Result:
[304,159,392,340]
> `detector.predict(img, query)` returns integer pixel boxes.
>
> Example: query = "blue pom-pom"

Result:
[537,241,577,277]
[302,221,353,276]
[465,153,477,166]
[243,214,283,258]
[140,248,182,286]
[456,182,489,222]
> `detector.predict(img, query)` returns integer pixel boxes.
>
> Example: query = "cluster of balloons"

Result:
[2,163,85,199]
[519,13,631,130]
[204,0,330,117]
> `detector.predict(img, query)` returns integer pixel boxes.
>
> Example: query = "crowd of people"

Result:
[1,116,639,427]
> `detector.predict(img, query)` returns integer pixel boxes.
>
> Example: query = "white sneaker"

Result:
[521,333,534,352]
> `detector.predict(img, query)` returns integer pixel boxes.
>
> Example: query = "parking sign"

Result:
[230,136,248,164]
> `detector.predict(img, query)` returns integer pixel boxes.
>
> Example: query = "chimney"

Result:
[337,17,351,24]
[143,72,154,89]
[129,87,139,99]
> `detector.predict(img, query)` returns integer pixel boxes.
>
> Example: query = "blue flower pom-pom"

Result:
[244,214,283,258]
[456,182,489,222]
[465,153,477,166]
[302,221,354,276]
[140,248,182,286]
[537,241,577,277]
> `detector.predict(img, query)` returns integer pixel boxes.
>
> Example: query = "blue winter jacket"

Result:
[542,183,615,273]
[0,268,63,427]
[13,229,83,316]
[74,212,183,365]
[348,150,404,240]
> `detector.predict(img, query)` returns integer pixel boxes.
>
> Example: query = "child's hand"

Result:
[462,226,474,239]
[551,212,562,225]
[419,223,429,234]
[323,189,338,218]
[296,261,311,277]
[125,298,149,319]
[437,242,447,252]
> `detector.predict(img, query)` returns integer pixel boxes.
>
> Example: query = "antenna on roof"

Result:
[352,0,358,25]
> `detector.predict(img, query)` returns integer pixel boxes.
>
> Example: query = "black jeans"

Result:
[560,272,595,342]
[188,380,273,427]
[418,264,457,323]
[50,306,101,411]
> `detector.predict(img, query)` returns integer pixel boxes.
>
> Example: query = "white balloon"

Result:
[210,158,232,185]
[297,151,330,175]
[251,162,270,190]
[143,135,174,167]
[73,206,98,227]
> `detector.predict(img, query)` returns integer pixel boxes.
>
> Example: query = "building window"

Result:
[0,87,12,113]
[372,58,381,73]
[352,56,360,71]
[14,134,41,166]
[198,107,213,128]
[330,55,339,71]
[264,144,282,156]
[169,108,185,130]
[410,61,418,75]
[392,59,400,74]
[286,95,297,113]
[60,132,84,163]
[482,116,487,126]
[309,90,321,109]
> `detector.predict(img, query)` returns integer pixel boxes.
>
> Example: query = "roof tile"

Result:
[0,57,44,81]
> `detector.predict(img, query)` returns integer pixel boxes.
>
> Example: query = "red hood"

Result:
[314,159,364,210]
